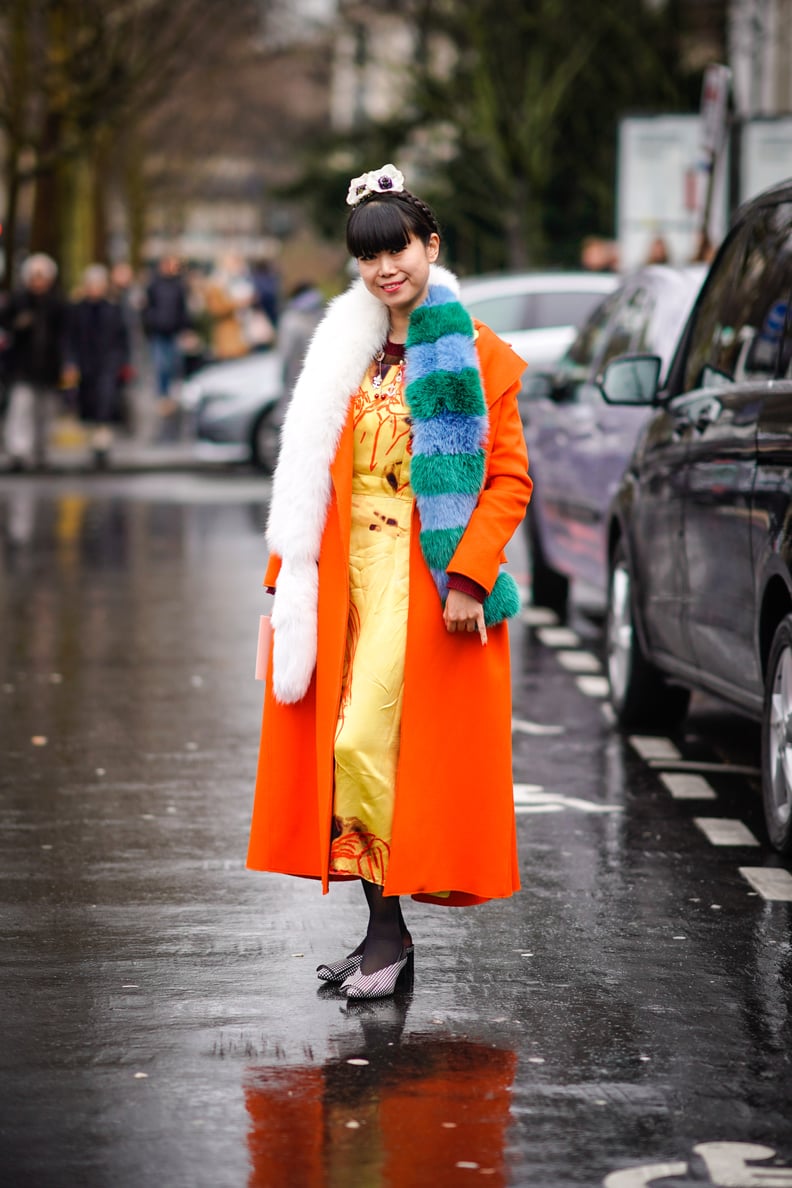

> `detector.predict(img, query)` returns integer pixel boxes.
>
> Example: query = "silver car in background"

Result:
[181,350,286,472]
[460,271,618,370]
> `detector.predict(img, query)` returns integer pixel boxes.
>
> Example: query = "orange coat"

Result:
[246,323,532,905]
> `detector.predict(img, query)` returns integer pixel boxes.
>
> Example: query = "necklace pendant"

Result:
[372,373,382,389]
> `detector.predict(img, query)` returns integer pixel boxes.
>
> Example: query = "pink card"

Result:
[255,615,272,681]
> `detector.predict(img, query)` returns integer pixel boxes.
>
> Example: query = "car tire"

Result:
[528,510,569,620]
[606,541,690,730]
[251,410,280,474]
[761,613,792,853]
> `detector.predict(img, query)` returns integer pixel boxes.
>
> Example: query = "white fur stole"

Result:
[266,264,460,703]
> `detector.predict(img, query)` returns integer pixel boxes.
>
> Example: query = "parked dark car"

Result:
[600,180,792,853]
[521,265,706,616]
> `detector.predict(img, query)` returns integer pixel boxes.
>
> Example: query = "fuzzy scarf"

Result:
[405,280,520,622]
[266,264,520,704]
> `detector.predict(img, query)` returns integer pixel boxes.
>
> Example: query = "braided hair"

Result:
[346,190,440,260]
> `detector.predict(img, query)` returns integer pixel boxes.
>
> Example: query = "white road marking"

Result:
[512,718,565,736]
[556,650,601,673]
[520,607,559,626]
[604,1161,688,1187]
[694,818,760,847]
[659,773,717,800]
[604,1142,792,1187]
[513,784,621,814]
[536,626,580,648]
[575,675,610,698]
[739,867,792,901]
[629,735,681,761]
[694,1141,792,1186]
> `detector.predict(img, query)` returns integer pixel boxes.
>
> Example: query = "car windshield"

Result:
[463,287,610,335]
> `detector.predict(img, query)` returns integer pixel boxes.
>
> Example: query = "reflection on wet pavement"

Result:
[246,995,515,1186]
[1,476,791,1187]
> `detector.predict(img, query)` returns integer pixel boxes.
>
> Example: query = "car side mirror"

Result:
[599,354,662,405]
[521,371,555,401]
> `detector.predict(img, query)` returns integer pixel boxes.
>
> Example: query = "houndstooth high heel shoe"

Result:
[316,942,365,983]
[341,946,414,1000]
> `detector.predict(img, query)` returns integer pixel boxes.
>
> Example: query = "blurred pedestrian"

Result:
[645,234,670,265]
[690,227,717,264]
[278,281,324,402]
[142,255,189,406]
[204,253,255,360]
[250,254,280,329]
[581,235,619,272]
[65,264,130,468]
[247,164,532,999]
[1,253,67,471]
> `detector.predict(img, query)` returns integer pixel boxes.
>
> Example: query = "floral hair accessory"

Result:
[346,163,405,206]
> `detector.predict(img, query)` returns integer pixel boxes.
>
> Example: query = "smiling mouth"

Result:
[381,280,405,293]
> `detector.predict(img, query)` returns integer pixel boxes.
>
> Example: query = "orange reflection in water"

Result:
[245,1033,516,1187]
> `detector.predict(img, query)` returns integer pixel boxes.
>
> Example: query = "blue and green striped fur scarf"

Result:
[406,282,521,626]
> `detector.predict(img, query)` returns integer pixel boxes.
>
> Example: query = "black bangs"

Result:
[346,198,414,259]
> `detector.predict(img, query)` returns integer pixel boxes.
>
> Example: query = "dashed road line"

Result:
[512,717,565,736]
[659,772,717,800]
[575,675,610,698]
[694,818,760,847]
[556,650,601,673]
[629,735,681,762]
[739,867,792,901]
[530,620,787,889]
[513,784,621,815]
[520,607,559,627]
[536,626,581,648]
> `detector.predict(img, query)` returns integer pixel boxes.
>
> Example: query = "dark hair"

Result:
[346,191,440,259]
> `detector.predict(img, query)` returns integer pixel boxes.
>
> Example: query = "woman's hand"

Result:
[443,589,487,645]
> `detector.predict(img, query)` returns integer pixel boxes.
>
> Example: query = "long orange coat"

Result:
[247,322,532,906]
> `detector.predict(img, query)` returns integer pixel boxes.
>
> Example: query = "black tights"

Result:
[358,881,411,975]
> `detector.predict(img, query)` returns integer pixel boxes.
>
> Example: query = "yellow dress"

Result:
[329,351,413,886]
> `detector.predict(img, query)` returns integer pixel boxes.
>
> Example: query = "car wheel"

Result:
[762,614,792,853]
[528,510,569,619]
[606,541,690,729]
[251,410,280,474]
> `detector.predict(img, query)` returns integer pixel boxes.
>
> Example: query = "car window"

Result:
[532,290,608,330]
[683,201,792,390]
[566,289,622,368]
[598,288,655,371]
[463,293,532,334]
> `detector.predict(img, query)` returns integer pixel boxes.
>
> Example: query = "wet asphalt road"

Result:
[1,472,791,1188]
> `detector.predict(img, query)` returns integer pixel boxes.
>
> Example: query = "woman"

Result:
[247,165,532,999]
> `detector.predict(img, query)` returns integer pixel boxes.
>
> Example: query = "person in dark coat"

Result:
[65,264,130,467]
[142,255,188,401]
[2,253,67,470]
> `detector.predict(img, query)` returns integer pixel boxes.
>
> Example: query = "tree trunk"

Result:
[28,113,65,263]
[2,150,22,289]
[505,175,542,271]
[122,127,147,271]
[60,152,95,293]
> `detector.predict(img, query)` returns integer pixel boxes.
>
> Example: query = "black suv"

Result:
[600,180,792,854]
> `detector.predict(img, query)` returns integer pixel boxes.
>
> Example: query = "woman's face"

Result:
[356,232,440,321]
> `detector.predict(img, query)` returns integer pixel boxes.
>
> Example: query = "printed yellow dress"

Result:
[330,345,412,887]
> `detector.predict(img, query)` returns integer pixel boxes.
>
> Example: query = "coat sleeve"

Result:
[447,328,532,594]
